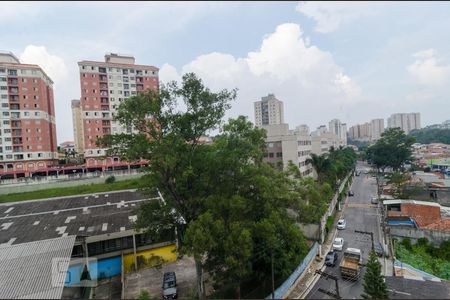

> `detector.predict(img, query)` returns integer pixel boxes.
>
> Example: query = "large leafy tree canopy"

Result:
[367,128,415,172]
[99,73,310,298]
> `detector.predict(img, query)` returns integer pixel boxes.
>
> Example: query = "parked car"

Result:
[348,190,354,196]
[325,251,339,267]
[333,237,344,251]
[371,197,379,204]
[374,242,384,257]
[337,219,346,230]
[162,272,178,299]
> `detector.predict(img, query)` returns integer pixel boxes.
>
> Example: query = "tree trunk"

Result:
[195,259,205,299]
[236,285,241,299]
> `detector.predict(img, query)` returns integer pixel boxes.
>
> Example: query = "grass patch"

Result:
[0,178,145,203]
[394,239,450,280]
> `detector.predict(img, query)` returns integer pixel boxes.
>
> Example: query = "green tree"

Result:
[409,127,450,144]
[306,153,331,183]
[98,73,237,298]
[368,128,415,172]
[362,251,389,299]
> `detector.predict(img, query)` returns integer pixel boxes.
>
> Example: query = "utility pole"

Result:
[315,270,341,299]
[271,251,275,299]
[355,230,374,251]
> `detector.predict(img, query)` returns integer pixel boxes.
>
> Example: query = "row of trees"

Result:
[98,74,318,298]
[306,147,357,186]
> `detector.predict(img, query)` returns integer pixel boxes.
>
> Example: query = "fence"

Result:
[265,242,318,299]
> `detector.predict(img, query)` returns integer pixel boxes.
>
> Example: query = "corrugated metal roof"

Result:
[0,235,76,299]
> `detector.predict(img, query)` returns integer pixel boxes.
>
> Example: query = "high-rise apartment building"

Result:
[254,93,284,127]
[328,119,347,146]
[77,53,158,167]
[71,99,84,154]
[0,51,58,179]
[370,118,384,141]
[387,113,421,134]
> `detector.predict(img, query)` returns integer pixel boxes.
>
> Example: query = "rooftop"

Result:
[0,190,158,245]
[386,276,450,299]
[0,235,76,299]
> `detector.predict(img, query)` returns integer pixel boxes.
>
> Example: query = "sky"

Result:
[2,1,450,143]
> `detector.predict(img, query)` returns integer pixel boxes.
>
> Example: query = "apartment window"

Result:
[109,90,114,94]
[2,112,9,117]
[269,153,274,158]
[4,129,10,133]
[92,89,96,93]
[34,112,40,117]
[22,87,28,91]
[83,82,88,86]
[33,87,38,91]
[26,129,31,133]
[83,89,88,94]
[37,137,42,141]
[36,128,42,133]
[276,152,282,158]
[85,112,89,116]
[109,83,114,87]
[1,95,6,99]
[34,104,40,108]
[0,68,5,73]
[21,78,27,83]
[1,103,8,108]
[82,66,86,70]
[24,104,29,108]
[34,95,39,100]
[27,153,32,158]
[3,121,9,125]
[38,153,43,157]
[35,120,41,124]
[5,138,11,142]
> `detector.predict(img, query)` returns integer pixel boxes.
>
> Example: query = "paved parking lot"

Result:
[124,256,212,299]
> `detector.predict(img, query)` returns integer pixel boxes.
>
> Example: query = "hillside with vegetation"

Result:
[409,128,450,144]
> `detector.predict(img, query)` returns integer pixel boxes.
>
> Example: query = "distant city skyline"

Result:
[3,2,450,142]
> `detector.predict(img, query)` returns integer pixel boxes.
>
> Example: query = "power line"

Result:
[315,270,341,299]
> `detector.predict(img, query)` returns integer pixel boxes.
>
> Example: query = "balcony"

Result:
[14,154,24,160]
[9,87,18,94]
[12,137,23,145]
[13,147,23,153]
[10,112,20,119]
[99,75,107,81]
[8,70,17,76]
[100,90,108,96]
[98,67,107,73]
[101,105,109,111]
[8,78,18,85]
[103,128,111,134]
[9,95,19,101]
[11,121,21,128]
[100,83,108,89]
[102,113,110,119]
[10,104,20,110]
[102,120,111,126]
[12,130,22,136]
[100,98,109,104]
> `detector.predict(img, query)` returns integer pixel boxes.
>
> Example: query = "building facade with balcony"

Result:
[76,53,159,169]
[0,51,58,179]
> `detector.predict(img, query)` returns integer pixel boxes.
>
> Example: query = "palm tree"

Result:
[306,153,330,183]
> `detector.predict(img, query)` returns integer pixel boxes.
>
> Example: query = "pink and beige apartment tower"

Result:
[0,51,58,179]
[76,53,158,169]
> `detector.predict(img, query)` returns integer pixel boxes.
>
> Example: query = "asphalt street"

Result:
[307,162,382,299]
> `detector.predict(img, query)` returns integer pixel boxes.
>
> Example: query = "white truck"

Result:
[339,248,362,281]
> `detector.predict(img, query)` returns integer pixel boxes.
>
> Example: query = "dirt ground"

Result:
[124,256,213,299]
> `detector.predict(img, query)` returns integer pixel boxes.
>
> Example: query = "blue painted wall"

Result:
[65,256,122,286]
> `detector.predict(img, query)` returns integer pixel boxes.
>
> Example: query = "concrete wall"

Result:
[0,173,143,195]
[297,223,320,240]
[123,244,177,273]
[390,226,450,246]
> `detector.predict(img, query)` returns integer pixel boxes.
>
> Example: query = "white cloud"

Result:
[296,1,380,33]
[19,45,69,85]
[162,23,362,129]
[408,49,450,87]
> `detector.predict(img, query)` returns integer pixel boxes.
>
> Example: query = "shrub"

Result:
[136,290,151,300]
[417,237,429,247]
[401,238,412,251]
[105,175,116,184]
[424,167,431,172]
